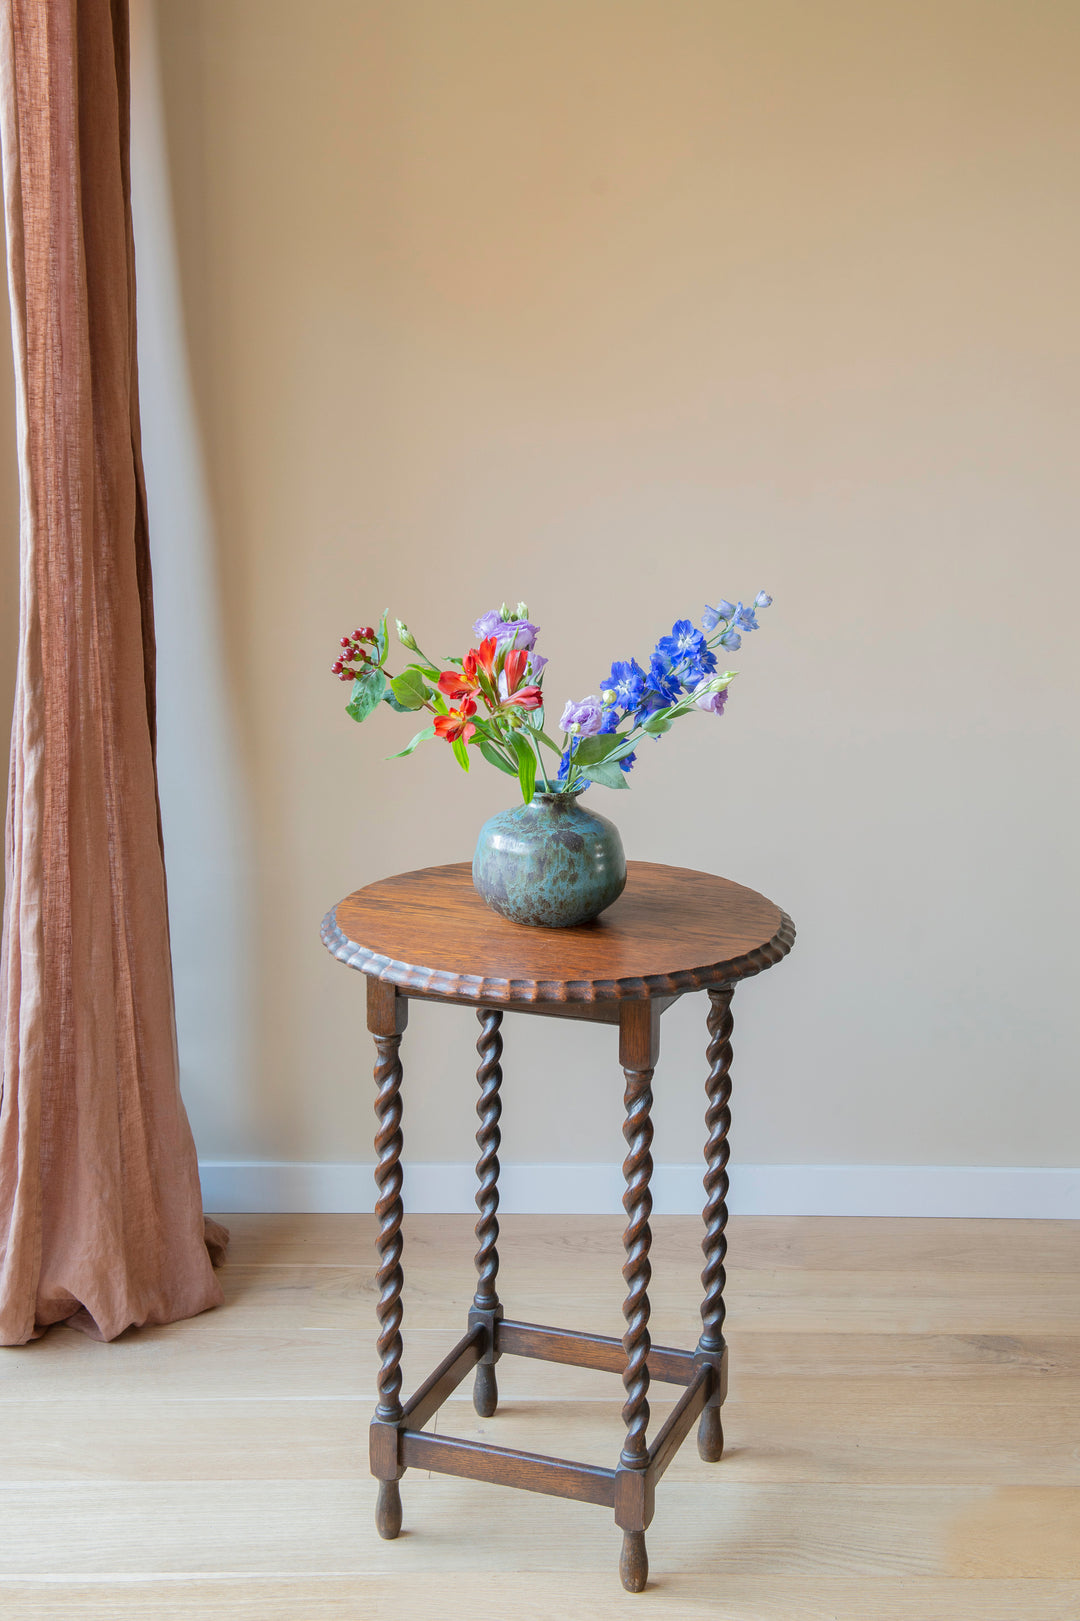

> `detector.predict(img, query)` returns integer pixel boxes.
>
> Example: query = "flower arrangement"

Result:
[331,593,772,804]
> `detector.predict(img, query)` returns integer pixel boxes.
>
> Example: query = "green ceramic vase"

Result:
[472,788,626,928]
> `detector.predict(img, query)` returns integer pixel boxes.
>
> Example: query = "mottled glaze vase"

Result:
[472,789,626,928]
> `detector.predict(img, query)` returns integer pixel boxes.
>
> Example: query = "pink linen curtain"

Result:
[0,0,226,1344]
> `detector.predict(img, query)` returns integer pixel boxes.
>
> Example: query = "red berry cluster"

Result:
[331,626,378,682]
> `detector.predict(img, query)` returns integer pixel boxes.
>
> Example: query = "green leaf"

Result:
[510,732,536,804]
[479,739,518,776]
[382,688,414,713]
[346,666,386,723]
[528,722,563,754]
[451,736,471,773]
[375,609,389,666]
[566,731,640,768]
[641,708,673,735]
[570,732,637,767]
[579,758,629,790]
[568,734,611,766]
[388,724,436,758]
[389,668,430,711]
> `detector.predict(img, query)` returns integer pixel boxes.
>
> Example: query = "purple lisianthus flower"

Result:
[472,610,540,650]
[702,599,736,632]
[695,686,729,717]
[559,696,605,736]
[604,657,647,713]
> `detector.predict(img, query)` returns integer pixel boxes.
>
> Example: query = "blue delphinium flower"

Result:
[646,648,682,707]
[603,658,647,713]
[702,599,736,632]
[732,601,759,633]
[719,628,741,650]
[656,619,717,685]
[755,591,772,609]
[658,619,707,663]
[594,704,635,769]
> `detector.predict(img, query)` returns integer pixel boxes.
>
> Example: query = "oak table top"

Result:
[322,859,795,1007]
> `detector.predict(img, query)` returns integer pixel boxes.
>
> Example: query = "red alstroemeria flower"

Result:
[433,698,477,744]
[504,685,543,711]
[500,647,543,710]
[438,637,499,704]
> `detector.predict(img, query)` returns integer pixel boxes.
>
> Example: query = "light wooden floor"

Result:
[1,1215,1078,1619]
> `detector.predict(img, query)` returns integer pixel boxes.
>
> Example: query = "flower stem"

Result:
[531,729,553,793]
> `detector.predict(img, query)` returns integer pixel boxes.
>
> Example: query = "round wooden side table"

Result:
[321,859,795,1592]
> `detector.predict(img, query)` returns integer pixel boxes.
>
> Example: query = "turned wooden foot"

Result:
[473,1361,498,1417]
[375,1479,402,1539]
[698,1403,724,1462]
[620,1529,649,1592]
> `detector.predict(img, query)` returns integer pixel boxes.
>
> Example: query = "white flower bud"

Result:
[396,620,418,651]
[601,689,616,705]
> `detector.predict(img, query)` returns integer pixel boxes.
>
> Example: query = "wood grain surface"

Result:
[323,861,795,1004]
[1,1214,1077,1620]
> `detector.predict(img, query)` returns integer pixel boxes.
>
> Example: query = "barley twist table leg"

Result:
[372,1007,406,1537]
[471,1009,504,1417]
[697,984,734,1462]
[618,1054,654,1591]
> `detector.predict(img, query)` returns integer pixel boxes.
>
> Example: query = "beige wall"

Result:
[14,0,1080,1174]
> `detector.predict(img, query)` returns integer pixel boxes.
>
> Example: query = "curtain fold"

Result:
[0,0,225,1345]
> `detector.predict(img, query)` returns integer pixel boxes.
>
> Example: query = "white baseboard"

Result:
[198,1160,1080,1219]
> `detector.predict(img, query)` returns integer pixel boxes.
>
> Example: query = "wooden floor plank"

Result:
[2,1213,1076,1617]
[194,1258,1080,1338]
[3,1577,1080,1621]
[1,1380,1076,1484]
[214,1213,1080,1275]
[0,1478,999,1577]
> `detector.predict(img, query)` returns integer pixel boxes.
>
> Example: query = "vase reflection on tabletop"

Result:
[330,591,772,928]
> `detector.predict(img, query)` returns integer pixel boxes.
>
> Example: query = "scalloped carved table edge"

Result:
[322,859,795,1006]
